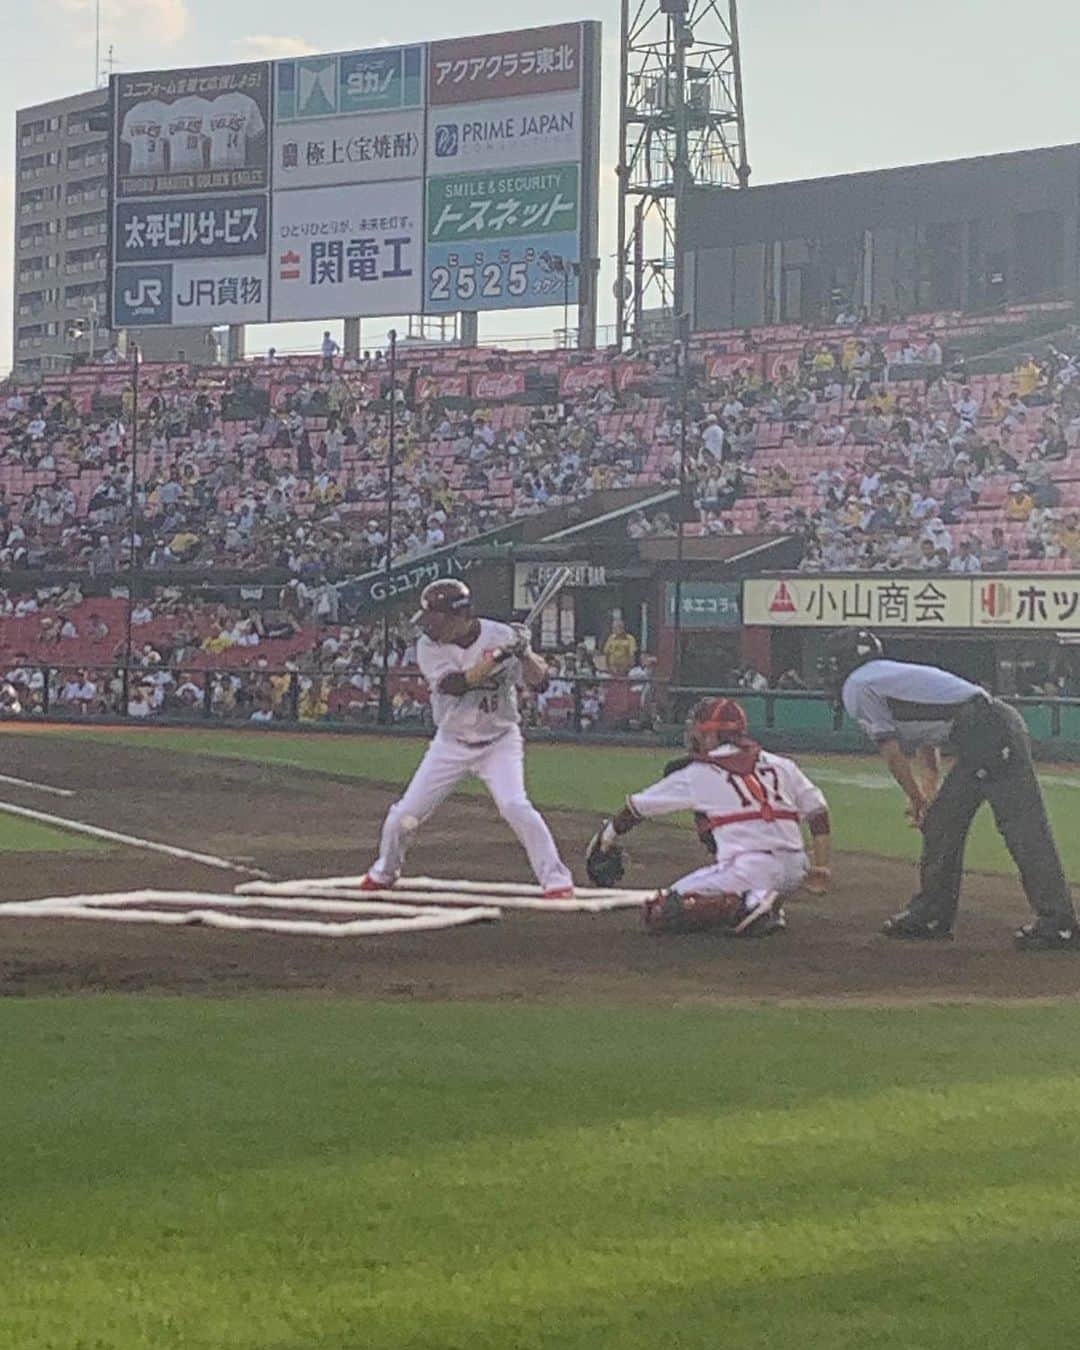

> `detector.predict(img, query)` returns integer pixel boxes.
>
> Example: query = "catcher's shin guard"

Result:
[642,887,744,934]
[642,888,787,936]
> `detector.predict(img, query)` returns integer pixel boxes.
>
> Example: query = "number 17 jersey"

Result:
[628,746,827,858]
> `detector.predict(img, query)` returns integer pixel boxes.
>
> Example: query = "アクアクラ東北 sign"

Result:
[428,24,583,105]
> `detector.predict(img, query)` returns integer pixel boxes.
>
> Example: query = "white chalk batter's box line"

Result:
[235,876,652,912]
[0,890,501,938]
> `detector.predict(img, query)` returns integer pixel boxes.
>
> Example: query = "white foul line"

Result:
[0,799,271,878]
[0,773,75,798]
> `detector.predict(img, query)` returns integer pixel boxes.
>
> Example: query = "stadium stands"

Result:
[2,300,1079,719]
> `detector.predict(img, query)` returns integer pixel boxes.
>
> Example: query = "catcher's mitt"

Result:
[585,823,626,887]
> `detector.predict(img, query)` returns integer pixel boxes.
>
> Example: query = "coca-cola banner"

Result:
[558,364,611,397]
[763,349,804,384]
[415,373,469,400]
[470,371,526,400]
[613,361,650,391]
[706,351,765,382]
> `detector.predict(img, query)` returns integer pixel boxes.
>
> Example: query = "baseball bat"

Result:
[523,565,573,627]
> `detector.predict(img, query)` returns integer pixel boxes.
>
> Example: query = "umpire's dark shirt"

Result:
[842,660,984,755]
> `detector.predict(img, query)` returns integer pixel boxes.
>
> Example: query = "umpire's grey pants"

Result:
[910,698,1074,928]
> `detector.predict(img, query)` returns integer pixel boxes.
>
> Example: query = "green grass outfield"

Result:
[3,997,1080,1350]
[35,725,1080,882]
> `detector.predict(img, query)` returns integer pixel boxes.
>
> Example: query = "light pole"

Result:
[122,341,140,712]
[545,253,577,348]
[672,322,689,698]
[377,329,398,725]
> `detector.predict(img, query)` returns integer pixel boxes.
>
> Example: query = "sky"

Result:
[2,0,1078,372]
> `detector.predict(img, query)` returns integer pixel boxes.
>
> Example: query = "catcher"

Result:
[586,698,832,936]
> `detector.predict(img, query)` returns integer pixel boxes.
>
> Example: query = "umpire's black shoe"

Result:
[881,911,954,941]
[1014,921,1079,952]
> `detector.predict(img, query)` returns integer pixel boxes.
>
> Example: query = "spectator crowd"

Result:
[3,300,1080,723]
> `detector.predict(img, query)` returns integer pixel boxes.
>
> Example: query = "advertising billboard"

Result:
[273,111,424,189]
[428,24,584,105]
[743,578,972,629]
[428,92,581,172]
[113,62,270,198]
[108,24,599,331]
[422,22,596,316]
[111,60,272,330]
[113,258,269,326]
[425,162,580,312]
[276,46,425,121]
[743,575,1080,631]
[426,164,580,245]
[270,181,423,320]
[114,194,268,263]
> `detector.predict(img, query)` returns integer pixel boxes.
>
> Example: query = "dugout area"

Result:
[0,726,1078,1004]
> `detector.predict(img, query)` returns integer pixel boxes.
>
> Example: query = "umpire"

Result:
[821,628,1077,949]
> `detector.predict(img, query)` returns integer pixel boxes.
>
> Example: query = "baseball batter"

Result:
[360,579,575,898]
[586,699,832,935]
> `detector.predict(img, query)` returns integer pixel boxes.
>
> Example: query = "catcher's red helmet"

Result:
[411,578,472,625]
[689,697,748,741]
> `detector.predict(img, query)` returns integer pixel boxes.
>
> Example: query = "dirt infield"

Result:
[1,732,1078,1003]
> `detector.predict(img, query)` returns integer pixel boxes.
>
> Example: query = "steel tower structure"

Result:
[616,0,750,348]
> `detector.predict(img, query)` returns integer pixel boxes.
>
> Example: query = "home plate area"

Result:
[0,878,651,939]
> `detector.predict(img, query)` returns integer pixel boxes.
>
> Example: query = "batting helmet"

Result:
[411,578,472,625]
[686,697,748,753]
[819,628,883,703]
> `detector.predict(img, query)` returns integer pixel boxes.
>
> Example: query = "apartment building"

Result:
[13,87,113,374]
[13,86,213,375]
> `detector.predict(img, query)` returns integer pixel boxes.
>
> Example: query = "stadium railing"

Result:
[5,664,1080,759]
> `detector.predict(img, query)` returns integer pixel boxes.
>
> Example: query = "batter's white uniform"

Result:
[628,744,828,907]
[369,619,573,890]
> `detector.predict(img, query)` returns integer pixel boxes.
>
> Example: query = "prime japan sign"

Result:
[428,92,581,172]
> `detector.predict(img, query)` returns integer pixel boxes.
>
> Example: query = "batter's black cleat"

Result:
[1014,921,1079,951]
[881,910,954,941]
